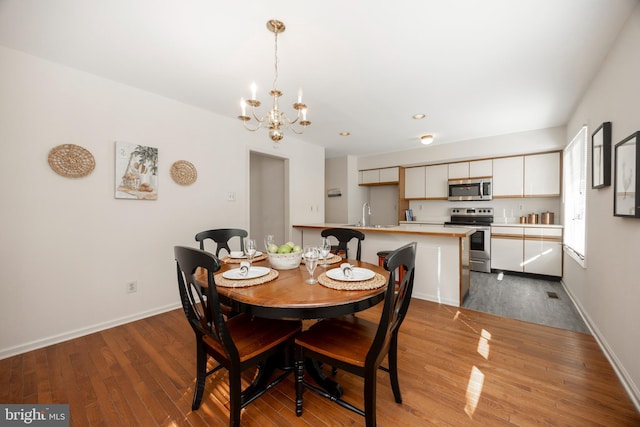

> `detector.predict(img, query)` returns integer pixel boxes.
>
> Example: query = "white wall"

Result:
[325,156,348,223]
[0,46,324,357]
[564,3,640,406]
[358,126,566,169]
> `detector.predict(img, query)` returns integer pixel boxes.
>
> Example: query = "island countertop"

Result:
[293,223,472,307]
[293,223,474,238]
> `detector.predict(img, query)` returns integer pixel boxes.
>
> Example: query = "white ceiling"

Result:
[0,0,637,158]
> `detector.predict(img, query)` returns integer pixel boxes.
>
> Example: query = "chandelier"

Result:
[238,20,311,144]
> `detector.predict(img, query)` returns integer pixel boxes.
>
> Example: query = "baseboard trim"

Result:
[560,280,640,412]
[0,302,182,360]
[413,292,459,307]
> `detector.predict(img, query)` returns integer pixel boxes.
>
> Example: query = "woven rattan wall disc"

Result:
[170,160,197,185]
[48,144,96,178]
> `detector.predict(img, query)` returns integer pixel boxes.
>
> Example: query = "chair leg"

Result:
[388,336,402,403]
[192,342,208,410]
[363,367,378,427]
[229,368,242,427]
[295,347,305,416]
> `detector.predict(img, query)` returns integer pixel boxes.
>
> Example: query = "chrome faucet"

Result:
[361,202,371,227]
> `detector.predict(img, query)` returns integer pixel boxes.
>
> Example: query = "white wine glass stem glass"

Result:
[264,234,275,253]
[303,246,319,284]
[320,237,331,267]
[244,238,257,268]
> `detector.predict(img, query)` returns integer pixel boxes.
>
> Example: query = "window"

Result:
[563,126,587,265]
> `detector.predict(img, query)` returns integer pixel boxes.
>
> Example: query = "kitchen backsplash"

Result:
[408,197,561,224]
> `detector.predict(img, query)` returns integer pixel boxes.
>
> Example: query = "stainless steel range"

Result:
[444,207,493,273]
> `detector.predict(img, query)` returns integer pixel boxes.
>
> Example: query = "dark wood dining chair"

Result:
[174,245,301,427]
[195,228,248,258]
[320,228,365,260]
[294,242,417,426]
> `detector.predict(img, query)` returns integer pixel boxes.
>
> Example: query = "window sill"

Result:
[563,246,586,269]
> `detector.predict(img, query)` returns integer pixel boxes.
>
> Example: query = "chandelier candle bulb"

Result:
[251,82,257,100]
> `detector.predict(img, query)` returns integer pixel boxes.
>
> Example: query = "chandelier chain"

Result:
[273,30,279,91]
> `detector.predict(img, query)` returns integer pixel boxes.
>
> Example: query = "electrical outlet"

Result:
[518,204,524,211]
[126,281,138,293]
[227,192,236,202]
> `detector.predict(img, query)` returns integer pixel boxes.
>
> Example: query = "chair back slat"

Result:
[320,228,365,261]
[174,245,239,361]
[195,228,248,258]
[367,242,416,366]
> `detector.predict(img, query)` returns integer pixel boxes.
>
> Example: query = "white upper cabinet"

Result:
[448,162,469,179]
[425,164,449,199]
[524,152,560,197]
[448,159,492,179]
[404,166,426,198]
[360,169,380,184]
[379,167,399,183]
[493,156,524,197]
[359,167,399,185]
[469,159,492,177]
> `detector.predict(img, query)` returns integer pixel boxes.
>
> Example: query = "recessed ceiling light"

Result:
[339,132,351,136]
[412,114,426,120]
[420,134,434,145]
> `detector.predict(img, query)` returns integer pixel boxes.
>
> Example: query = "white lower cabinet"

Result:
[491,226,563,277]
[491,226,524,272]
[523,227,563,276]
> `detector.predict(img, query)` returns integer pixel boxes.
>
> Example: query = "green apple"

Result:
[285,241,295,248]
[292,245,302,253]
[277,244,292,254]
[267,243,278,253]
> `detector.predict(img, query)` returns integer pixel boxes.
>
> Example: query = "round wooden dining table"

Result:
[211,258,389,320]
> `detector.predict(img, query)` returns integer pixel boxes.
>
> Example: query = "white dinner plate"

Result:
[229,251,263,259]
[222,266,270,280]
[326,267,375,282]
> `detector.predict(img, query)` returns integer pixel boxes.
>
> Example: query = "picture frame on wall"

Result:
[592,121,611,189]
[115,141,158,200]
[613,131,639,217]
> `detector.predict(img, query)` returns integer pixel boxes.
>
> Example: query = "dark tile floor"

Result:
[463,271,590,334]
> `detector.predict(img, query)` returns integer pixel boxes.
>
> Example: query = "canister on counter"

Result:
[541,211,554,224]
[528,213,539,224]
[519,216,527,224]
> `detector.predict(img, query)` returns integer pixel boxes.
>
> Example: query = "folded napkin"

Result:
[239,261,250,277]
[340,262,353,278]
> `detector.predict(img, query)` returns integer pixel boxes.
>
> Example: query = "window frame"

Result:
[563,126,588,268]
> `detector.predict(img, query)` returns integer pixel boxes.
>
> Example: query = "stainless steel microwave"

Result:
[448,178,492,201]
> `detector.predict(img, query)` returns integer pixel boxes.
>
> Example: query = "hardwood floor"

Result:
[2,299,638,426]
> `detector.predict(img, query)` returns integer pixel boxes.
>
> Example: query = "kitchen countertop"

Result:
[401,220,563,229]
[293,223,474,238]
[490,222,564,228]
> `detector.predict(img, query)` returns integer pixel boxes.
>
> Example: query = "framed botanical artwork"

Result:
[115,142,158,200]
[591,122,611,189]
[613,131,639,217]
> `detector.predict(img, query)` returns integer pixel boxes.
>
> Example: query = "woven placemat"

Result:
[317,272,387,290]
[222,253,268,264]
[215,268,279,288]
[48,144,95,178]
[170,160,197,185]
[301,254,342,265]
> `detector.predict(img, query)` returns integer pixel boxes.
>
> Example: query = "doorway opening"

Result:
[249,151,289,246]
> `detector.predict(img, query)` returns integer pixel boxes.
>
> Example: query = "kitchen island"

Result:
[293,224,473,307]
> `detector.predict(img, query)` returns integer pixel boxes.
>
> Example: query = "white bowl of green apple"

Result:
[266,241,302,270]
